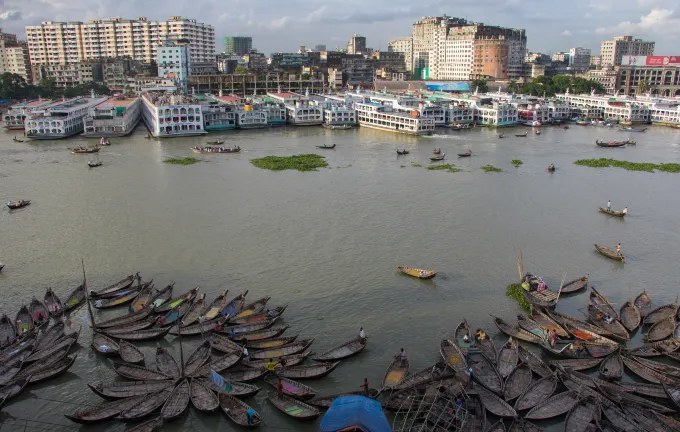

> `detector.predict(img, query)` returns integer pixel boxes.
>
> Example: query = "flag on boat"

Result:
[210,369,232,392]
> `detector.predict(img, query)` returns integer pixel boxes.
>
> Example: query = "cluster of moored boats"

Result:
[0,285,86,409]
[59,272,373,430]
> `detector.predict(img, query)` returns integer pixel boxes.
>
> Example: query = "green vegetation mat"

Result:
[574,158,680,173]
[163,157,202,165]
[251,154,328,172]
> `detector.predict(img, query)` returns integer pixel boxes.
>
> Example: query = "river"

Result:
[1,123,679,431]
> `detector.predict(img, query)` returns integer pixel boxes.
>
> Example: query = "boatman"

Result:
[359,327,366,345]
[617,243,622,254]
[623,207,628,215]
[607,200,611,211]
[360,378,370,396]
[265,359,277,378]
[397,348,408,368]
[245,407,256,425]
[242,345,249,360]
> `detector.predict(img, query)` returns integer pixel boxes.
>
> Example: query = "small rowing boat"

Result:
[396,266,436,279]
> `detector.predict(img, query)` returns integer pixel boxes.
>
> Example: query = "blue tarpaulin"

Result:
[319,396,391,432]
[425,82,470,92]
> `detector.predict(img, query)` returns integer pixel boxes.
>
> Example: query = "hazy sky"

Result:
[1,0,678,55]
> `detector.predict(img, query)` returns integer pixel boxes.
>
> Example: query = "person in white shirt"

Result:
[359,327,366,345]
[623,207,628,215]
[243,346,249,359]
[607,200,611,211]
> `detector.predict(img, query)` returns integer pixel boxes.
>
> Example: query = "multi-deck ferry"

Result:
[25,96,109,139]
[83,96,141,137]
[141,92,206,138]
[3,99,53,130]
[354,102,435,135]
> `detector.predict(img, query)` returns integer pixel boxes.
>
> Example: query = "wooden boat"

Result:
[652,412,680,432]
[515,132,528,137]
[618,127,647,132]
[279,361,339,380]
[476,385,516,417]
[487,420,507,432]
[13,305,33,336]
[382,386,420,411]
[644,300,679,325]
[219,393,261,427]
[88,161,102,167]
[209,332,242,353]
[247,339,313,360]
[599,398,641,431]
[663,381,680,412]
[541,339,618,359]
[147,283,174,310]
[440,339,467,374]
[65,394,148,424]
[497,338,518,378]
[156,345,180,378]
[125,417,163,432]
[202,378,261,398]
[113,361,172,381]
[217,366,266,382]
[203,290,229,320]
[517,314,548,340]
[632,355,680,377]
[599,350,623,380]
[468,351,503,394]
[88,379,173,400]
[117,387,173,422]
[109,327,170,341]
[396,149,409,155]
[560,275,589,294]
[622,354,680,384]
[6,200,30,209]
[599,207,626,217]
[619,299,641,332]
[516,345,552,377]
[498,133,505,138]
[232,325,289,342]
[593,244,625,262]
[160,379,190,420]
[62,284,86,314]
[315,144,336,149]
[545,309,612,336]
[267,391,320,420]
[563,321,618,346]
[514,374,558,411]
[158,298,193,326]
[92,332,119,356]
[586,304,630,342]
[0,315,17,348]
[219,290,249,318]
[105,316,157,334]
[35,321,65,351]
[183,340,211,377]
[15,342,69,379]
[626,338,680,357]
[231,296,271,320]
[599,384,673,414]
[476,330,497,364]
[429,153,445,161]
[116,339,143,364]
[29,297,49,325]
[246,335,297,350]
[522,285,559,309]
[201,351,242,374]
[89,273,137,298]
[457,150,472,157]
[547,357,602,371]
[396,265,437,279]
[675,323,680,339]
[524,390,579,421]
[242,350,311,369]
[154,286,199,313]
[181,293,208,326]
[312,337,366,361]
[28,330,78,364]
[168,317,223,336]
[129,283,157,312]
[647,316,675,342]
[229,305,288,325]
[589,287,619,319]
[394,362,452,390]
[492,316,543,344]
[97,307,153,329]
[530,308,568,337]
[635,290,653,318]
[432,148,442,154]
[218,317,279,336]
[265,376,317,399]
[93,286,143,309]
[0,334,36,366]
[309,390,378,408]
[464,396,487,432]
[382,357,409,389]
[595,139,626,147]
[72,146,100,154]
[619,381,667,399]
[28,355,77,383]
[454,319,471,349]
[43,288,63,317]
[0,377,30,405]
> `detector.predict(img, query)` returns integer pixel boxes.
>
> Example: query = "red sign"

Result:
[623,56,680,66]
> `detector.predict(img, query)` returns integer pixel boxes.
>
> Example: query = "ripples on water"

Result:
[1,124,680,430]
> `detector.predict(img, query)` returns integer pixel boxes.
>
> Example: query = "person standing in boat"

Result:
[623,207,628,215]
[359,327,366,345]
[607,200,611,211]
[397,348,408,367]
[617,243,622,254]
[360,378,370,396]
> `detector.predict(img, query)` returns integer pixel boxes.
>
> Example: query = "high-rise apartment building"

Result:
[223,36,252,55]
[0,30,32,82]
[390,16,526,80]
[600,36,654,66]
[568,47,591,71]
[347,34,366,55]
[25,16,215,66]
[157,40,191,90]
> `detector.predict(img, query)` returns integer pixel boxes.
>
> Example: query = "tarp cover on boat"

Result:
[320,396,391,432]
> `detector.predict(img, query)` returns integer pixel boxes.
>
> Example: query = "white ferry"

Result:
[141,92,206,138]
[3,99,53,130]
[310,97,356,128]
[254,99,286,126]
[267,91,323,126]
[355,101,435,135]
[25,96,109,140]
[196,94,237,132]
[83,96,141,137]
[236,105,268,129]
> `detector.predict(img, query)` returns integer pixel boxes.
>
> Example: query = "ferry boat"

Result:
[196,94,237,131]
[141,92,206,138]
[3,99,53,130]
[321,105,356,128]
[25,96,109,140]
[254,99,286,126]
[285,101,323,126]
[83,96,141,137]
[354,102,435,135]
[236,105,268,129]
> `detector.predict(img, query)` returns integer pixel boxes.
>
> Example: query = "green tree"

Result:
[507,80,518,93]
[637,79,650,95]
[470,78,488,93]
[234,66,249,74]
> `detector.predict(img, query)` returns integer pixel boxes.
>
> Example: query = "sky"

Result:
[1,0,679,56]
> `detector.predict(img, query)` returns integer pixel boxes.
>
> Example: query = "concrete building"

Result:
[568,48,591,71]
[342,55,375,86]
[223,36,252,55]
[347,34,367,55]
[551,52,569,63]
[600,36,654,66]
[157,40,191,91]
[1,43,32,83]
[590,55,602,68]
[389,16,526,81]
[245,50,268,71]
[525,52,550,64]
[313,44,326,52]
[32,61,103,88]
[25,16,215,66]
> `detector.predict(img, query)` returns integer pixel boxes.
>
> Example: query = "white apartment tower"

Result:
[600,36,654,66]
[388,37,413,71]
[25,16,215,66]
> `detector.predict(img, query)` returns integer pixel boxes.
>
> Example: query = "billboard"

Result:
[623,56,680,66]
[425,82,471,92]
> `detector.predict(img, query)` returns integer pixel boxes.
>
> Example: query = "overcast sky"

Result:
[1,0,678,55]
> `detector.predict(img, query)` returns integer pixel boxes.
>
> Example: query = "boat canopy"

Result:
[320,396,391,432]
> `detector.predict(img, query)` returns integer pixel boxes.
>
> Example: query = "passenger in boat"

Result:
[537,280,546,292]
[604,315,613,324]
[359,327,366,345]
[265,359,277,378]
[463,334,470,344]
[616,243,621,254]
[242,346,249,359]
[623,207,628,215]
[360,378,370,396]
[266,308,276,317]
[398,348,408,367]
[245,407,257,425]
[475,329,486,342]
[548,330,557,348]
[419,270,425,277]
[275,358,287,376]
[607,200,611,211]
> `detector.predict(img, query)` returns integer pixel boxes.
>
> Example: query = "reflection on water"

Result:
[1,124,679,431]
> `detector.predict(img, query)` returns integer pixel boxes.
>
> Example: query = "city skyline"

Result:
[0,0,677,55]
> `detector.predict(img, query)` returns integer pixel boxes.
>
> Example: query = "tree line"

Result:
[0,73,111,100]
[471,75,605,97]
